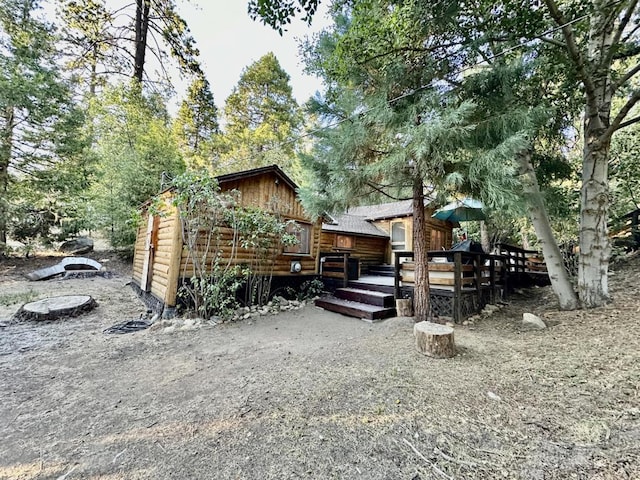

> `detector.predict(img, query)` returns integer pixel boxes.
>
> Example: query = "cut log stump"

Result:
[14,295,97,321]
[414,321,455,358]
[396,298,413,317]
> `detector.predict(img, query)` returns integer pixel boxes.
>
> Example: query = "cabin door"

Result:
[140,214,158,292]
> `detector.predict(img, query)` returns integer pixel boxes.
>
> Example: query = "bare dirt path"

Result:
[0,253,638,479]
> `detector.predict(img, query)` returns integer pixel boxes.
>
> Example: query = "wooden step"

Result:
[347,281,395,294]
[335,287,395,308]
[315,297,396,321]
[367,264,395,276]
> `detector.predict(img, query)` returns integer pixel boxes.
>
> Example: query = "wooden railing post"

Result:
[453,251,462,323]
[489,255,496,304]
[342,252,350,288]
[394,253,401,299]
[474,253,482,306]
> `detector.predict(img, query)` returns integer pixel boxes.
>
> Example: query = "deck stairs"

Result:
[315,281,396,322]
[366,264,395,277]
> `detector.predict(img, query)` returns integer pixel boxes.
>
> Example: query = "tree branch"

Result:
[610,0,639,56]
[615,114,640,131]
[611,61,640,93]
[539,36,567,48]
[604,89,640,138]
[543,0,597,101]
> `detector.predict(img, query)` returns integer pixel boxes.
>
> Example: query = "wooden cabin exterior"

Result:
[345,200,455,264]
[320,213,389,272]
[131,165,322,316]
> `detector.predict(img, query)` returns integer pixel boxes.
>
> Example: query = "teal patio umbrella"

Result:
[432,198,486,223]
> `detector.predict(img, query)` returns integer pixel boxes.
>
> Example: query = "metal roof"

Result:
[322,213,389,238]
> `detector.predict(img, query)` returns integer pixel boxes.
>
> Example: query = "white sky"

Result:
[176,0,331,107]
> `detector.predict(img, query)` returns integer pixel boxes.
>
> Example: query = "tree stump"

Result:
[413,321,455,358]
[396,298,413,317]
[14,295,98,321]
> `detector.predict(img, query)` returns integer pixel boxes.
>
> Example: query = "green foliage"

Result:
[90,83,184,251]
[219,52,301,173]
[248,0,320,34]
[173,75,219,169]
[58,0,202,92]
[234,204,298,306]
[0,0,83,247]
[285,278,324,301]
[179,260,248,321]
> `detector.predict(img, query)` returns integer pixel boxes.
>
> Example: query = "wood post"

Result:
[453,252,462,323]
[413,321,455,358]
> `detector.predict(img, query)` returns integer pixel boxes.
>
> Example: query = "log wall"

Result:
[319,232,387,270]
[132,171,330,309]
[372,210,454,263]
[132,199,181,306]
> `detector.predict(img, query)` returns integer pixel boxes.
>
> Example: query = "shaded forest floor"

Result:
[0,251,638,479]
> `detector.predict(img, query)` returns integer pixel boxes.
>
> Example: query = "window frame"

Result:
[283,220,312,256]
[334,234,355,250]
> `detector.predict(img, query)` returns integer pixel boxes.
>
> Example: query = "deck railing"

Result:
[319,252,355,288]
[394,250,504,321]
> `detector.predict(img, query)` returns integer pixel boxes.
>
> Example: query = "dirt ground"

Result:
[0,251,638,480]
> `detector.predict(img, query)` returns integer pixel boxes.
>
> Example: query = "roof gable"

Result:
[322,213,389,238]
[216,164,298,192]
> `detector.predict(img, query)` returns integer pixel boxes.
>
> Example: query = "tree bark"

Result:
[133,0,150,83]
[412,173,430,322]
[414,321,455,358]
[0,106,14,249]
[576,5,615,307]
[517,150,578,310]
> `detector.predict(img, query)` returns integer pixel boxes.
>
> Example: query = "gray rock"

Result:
[59,237,94,254]
[522,312,546,329]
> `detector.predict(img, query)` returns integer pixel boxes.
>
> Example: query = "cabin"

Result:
[131,165,322,316]
[319,199,456,279]
[316,200,549,323]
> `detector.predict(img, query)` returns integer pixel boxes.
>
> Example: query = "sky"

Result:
[175,0,332,107]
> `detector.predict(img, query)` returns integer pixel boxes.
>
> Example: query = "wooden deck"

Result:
[317,246,550,323]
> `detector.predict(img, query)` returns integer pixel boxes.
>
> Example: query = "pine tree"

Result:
[219,52,301,173]
[173,75,219,169]
[0,0,73,249]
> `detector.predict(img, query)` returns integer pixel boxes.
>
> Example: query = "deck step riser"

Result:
[347,282,395,295]
[367,270,395,277]
[315,298,396,321]
[335,289,395,308]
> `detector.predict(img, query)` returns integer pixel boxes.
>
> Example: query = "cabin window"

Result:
[430,229,445,250]
[335,234,355,249]
[284,221,312,255]
[391,221,406,251]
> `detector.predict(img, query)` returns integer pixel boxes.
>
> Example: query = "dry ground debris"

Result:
[0,251,638,479]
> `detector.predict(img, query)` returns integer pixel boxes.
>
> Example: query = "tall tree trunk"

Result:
[412,173,430,322]
[577,6,615,307]
[0,106,14,249]
[480,220,490,252]
[517,150,579,310]
[133,0,150,83]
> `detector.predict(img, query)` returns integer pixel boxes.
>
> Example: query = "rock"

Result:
[183,318,196,328]
[59,237,94,254]
[483,304,500,314]
[487,391,502,401]
[522,312,546,329]
[243,313,251,320]
[273,296,289,307]
[162,326,176,334]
